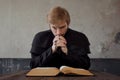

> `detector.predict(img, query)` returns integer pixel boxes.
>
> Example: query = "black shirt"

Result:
[30,28,91,69]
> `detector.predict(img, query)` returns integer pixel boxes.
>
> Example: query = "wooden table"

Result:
[0,70,120,80]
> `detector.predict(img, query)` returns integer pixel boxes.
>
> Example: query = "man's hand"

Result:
[52,35,68,54]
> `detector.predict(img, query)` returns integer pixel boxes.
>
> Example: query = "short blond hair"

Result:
[47,6,70,25]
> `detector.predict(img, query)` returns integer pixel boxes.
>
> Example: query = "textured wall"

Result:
[0,0,120,58]
[0,58,120,75]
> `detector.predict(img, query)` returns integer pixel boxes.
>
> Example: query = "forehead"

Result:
[50,20,67,27]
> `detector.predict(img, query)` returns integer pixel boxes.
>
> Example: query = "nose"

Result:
[56,29,61,36]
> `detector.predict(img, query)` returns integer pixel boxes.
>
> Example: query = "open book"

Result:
[26,66,94,76]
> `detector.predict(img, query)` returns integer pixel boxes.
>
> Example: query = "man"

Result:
[30,6,91,70]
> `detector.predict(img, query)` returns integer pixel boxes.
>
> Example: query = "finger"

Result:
[58,39,67,44]
[56,41,66,47]
[57,43,66,47]
[59,36,67,42]
[57,39,66,44]
[53,36,59,43]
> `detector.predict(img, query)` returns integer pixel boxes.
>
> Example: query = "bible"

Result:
[26,66,94,76]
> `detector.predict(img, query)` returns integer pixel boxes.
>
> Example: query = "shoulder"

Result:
[33,30,53,44]
[68,28,88,39]
[67,28,90,45]
[35,30,52,38]
[32,30,53,47]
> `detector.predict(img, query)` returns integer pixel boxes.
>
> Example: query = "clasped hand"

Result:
[52,35,68,55]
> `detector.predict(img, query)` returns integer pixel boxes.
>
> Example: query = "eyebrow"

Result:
[59,25,66,28]
[51,25,66,29]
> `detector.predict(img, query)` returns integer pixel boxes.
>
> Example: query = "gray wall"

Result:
[0,58,120,75]
[0,0,120,58]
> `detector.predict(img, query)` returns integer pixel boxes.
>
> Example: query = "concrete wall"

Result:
[0,0,120,58]
[0,58,120,75]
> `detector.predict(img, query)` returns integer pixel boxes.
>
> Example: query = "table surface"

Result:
[0,70,120,80]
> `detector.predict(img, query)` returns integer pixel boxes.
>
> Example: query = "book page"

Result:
[26,67,60,76]
[60,66,94,76]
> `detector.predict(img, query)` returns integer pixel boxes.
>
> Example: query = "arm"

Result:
[30,47,53,68]
[59,32,91,69]
[60,46,90,70]
[30,33,60,68]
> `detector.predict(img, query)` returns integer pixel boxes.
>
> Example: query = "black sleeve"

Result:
[30,47,53,69]
[60,46,90,70]
[60,33,91,70]
[30,33,58,69]
[30,47,62,69]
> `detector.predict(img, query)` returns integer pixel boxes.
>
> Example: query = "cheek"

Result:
[63,28,67,33]
[51,28,56,35]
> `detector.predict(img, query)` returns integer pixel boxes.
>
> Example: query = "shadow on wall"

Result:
[115,32,120,44]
